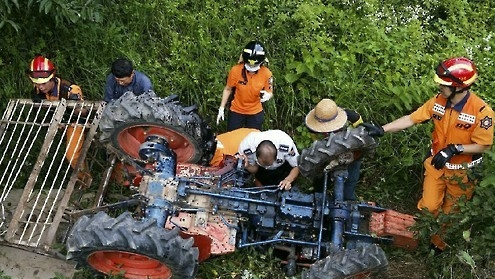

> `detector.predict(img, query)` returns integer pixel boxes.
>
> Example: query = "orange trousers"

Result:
[419,157,475,250]
[66,125,85,169]
[418,157,475,215]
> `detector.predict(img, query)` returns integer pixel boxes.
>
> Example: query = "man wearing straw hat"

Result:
[238,130,299,190]
[304,98,368,200]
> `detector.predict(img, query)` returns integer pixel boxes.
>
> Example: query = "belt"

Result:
[445,157,483,170]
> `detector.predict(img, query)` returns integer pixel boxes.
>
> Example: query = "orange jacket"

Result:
[34,77,83,101]
[227,64,273,115]
[410,92,493,166]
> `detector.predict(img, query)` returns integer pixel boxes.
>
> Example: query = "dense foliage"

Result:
[1,0,495,278]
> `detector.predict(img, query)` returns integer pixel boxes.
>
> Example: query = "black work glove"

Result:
[431,144,462,170]
[360,123,385,137]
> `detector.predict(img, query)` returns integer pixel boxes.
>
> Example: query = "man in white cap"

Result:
[238,130,299,190]
[304,98,366,200]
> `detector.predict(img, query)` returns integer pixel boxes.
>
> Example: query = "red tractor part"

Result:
[87,250,174,279]
[369,210,418,250]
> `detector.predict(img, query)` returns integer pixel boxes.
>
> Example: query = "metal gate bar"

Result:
[0,99,104,251]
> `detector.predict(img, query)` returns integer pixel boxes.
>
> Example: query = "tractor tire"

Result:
[99,91,215,165]
[66,211,198,279]
[298,126,377,177]
[301,244,388,279]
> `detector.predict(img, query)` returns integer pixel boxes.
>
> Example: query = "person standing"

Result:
[216,41,274,131]
[27,55,88,176]
[305,98,366,200]
[104,58,153,102]
[376,57,494,251]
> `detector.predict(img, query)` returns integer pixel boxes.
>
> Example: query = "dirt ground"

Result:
[383,255,427,279]
[0,245,75,279]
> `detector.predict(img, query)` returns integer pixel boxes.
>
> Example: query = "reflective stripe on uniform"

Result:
[445,157,483,170]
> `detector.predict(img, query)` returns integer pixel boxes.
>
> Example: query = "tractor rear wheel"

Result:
[301,244,388,279]
[99,91,215,165]
[298,126,377,177]
[66,211,198,279]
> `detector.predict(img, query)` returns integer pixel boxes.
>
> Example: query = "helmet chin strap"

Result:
[448,86,467,99]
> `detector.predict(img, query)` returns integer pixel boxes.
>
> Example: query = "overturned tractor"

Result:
[0,92,417,279]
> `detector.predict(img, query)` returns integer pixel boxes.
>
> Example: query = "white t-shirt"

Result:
[238,130,299,170]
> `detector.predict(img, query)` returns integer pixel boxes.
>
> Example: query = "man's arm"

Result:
[383,115,416,132]
[219,85,233,108]
[279,166,299,190]
[460,143,492,154]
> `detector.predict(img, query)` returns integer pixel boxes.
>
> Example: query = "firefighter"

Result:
[238,130,299,190]
[216,41,274,131]
[377,57,494,251]
[27,55,90,180]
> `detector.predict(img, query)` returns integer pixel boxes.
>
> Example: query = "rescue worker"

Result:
[104,58,153,102]
[216,41,274,131]
[305,98,366,200]
[376,57,494,252]
[238,130,299,190]
[209,128,259,167]
[27,55,89,178]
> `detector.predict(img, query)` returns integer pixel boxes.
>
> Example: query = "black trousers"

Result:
[227,110,264,131]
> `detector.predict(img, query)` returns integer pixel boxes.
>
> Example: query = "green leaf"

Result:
[456,251,476,269]
[462,229,471,242]
[284,73,300,83]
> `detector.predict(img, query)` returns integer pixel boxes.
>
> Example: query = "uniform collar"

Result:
[42,77,59,97]
[446,92,470,112]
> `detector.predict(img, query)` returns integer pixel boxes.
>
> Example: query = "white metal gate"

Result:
[0,99,104,252]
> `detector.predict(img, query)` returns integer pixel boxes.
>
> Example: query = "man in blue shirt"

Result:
[104,58,153,102]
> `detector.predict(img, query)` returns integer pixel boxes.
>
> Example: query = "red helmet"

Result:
[434,57,477,88]
[28,56,56,84]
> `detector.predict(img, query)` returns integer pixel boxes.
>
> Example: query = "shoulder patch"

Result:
[480,116,493,130]
[279,144,289,153]
[288,148,296,156]
[243,149,253,155]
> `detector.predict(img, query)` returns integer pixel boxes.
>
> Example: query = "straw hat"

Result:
[305,99,348,133]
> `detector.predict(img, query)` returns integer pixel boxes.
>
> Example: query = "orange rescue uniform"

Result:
[34,77,85,169]
[227,64,273,115]
[410,92,493,215]
[210,128,259,167]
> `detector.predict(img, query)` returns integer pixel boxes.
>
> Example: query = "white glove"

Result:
[216,107,225,124]
[260,91,273,103]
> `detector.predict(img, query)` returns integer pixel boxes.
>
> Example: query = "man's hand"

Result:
[216,107,225,124]
[278,179,292,190]
[235,153,250,168]
[360,123,385,137]
[431,144,462,170]
[260,90,273,103]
